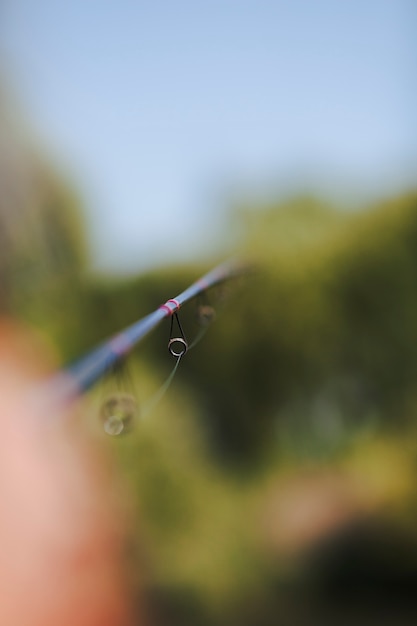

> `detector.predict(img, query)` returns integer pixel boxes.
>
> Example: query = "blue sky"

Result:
[1,1,415,273]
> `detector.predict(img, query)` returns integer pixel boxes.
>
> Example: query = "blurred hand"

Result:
[0,321,134,626]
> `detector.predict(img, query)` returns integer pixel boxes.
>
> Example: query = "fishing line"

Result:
[188,294,217,350]
[140,353,184,420]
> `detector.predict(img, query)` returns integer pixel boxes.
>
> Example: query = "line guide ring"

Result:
[168,337,188,358]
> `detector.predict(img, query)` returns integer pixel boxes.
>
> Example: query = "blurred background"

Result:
[1,1,417,624]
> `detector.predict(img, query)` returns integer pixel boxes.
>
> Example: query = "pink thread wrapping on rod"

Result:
[159,298,180,316]
[109,334,131,356]
[196,278,208,290]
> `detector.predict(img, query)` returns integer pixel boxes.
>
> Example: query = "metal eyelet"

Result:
[168,337,188,358]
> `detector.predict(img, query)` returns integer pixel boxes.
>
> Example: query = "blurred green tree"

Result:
[0,84,88,354]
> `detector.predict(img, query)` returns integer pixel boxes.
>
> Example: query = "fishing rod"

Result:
[49,259,245,411]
